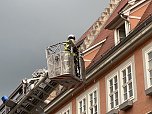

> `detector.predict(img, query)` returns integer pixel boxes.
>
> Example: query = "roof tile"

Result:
[138,0,152,24]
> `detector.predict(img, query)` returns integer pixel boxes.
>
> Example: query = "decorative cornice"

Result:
[80,0,122,52]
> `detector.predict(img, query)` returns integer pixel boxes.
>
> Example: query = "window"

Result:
[56,104,71,114]
[148,51,152,85]
[114,21,130,45]
[77,84,99,114]
[63,109,70,114]
[106,57,136,112]
[88,90,98,114]
[107,74,119,111]
[144,47,152,88]
[78,97,87,114]
[120,64,134,102]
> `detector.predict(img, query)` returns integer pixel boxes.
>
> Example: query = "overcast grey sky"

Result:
[0,0,109,98]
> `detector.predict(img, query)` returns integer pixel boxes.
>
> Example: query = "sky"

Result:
[0,0,109,99]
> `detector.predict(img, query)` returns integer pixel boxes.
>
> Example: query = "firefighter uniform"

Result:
[64,35,79,77]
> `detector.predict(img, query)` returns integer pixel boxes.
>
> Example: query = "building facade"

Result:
[44,0,152,114]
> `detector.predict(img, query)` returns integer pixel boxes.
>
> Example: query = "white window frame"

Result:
[120,63,134,103]
[143,42,152,89]
[107,72,119,111]
[114,21,130,45]
[145,48,152,88]
[62,108,70,114]
[78,96,87,114]
[55,103,72,114]
[88,89,98,114]
[106,56,137,112]
[76,83,100,114]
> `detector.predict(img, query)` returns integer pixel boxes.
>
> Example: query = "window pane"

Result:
[114,76,118,90]
[122,70,127,84]
[129,82,133,97]
[114,76,117,83]
[123,86,127,100]
[94,91,97,97]
[150,70,152,77]
[110,101,114,109]
[148,51,152,60]
[110,79,113,86]
[110,79,113,93]
[90,108,93,114]
[128,73,132,80]
[115,99,118,106]
[149,60,152,70]
[118,24,126,40]
[110,95,114,102]
[94,91,97,104]
[90,94,93,106]
[83,98,86,111]
[129,90,133,97]
[124,86,127,93]
[94,97,97,104]
[114,83,118,90]
[115,92,118,99]
[110,86,113,93]
[115,92,119,106]
[150,70,152,85]
[129,82,132,88]
[95,105,97,112]
[128,66,132,80]
[124,93,127,101]
[80,101,82,107]
[127,66,131,73]
[148,52,152,70]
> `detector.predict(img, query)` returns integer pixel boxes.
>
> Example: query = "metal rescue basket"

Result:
[46,42,85,89]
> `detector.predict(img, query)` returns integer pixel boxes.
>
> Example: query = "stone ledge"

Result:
[119,100,133,111]
[106,109,119,114]
[145,86,152,96]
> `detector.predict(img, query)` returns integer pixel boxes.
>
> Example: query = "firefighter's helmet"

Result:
[68,34,75,40]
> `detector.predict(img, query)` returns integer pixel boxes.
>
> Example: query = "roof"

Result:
[105,0,128,28]
[85,0,128,68]
[138,0,152,24]
[86,0,152,70]
[76,24,95,46]
[87,29,114,68]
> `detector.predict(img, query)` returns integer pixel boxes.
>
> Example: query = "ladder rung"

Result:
[43,82,56,89]
[20,106,30,113]
[31,95,44,103]
[37,87,50,96]
[25,100,36,107]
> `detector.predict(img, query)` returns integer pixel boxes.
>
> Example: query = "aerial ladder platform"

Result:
[0,42,85,114]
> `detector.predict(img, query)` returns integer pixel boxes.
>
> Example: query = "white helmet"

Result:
[68,34,75,40]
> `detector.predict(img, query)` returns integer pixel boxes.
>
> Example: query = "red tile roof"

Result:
[86,0,152,70]
[85,0,128,68]
[105,0,128,28]
[138,0,152,24]
[87,30,115,68]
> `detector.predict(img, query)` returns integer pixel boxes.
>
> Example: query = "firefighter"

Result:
[64,34,76,51]
[64,34,80,77]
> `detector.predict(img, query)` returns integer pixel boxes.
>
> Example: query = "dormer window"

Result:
[114,20,130,45]
[116,23,126,42]
[105,14,130,45]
